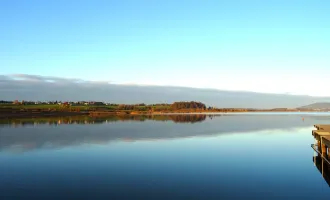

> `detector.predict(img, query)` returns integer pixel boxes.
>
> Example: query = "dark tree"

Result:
[171,101,206,110]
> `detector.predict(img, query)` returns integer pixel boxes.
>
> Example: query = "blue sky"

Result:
[1,0,330,96]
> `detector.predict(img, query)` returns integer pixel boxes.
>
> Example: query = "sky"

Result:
[1,0,330,96]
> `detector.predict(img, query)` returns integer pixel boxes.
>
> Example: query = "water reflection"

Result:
[1,114,330,199]
[1,113,330,128]
[1,114,330,153]
[313,153,330,187]
[0,114,210,127]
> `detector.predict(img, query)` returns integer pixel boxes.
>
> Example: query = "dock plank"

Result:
[315,125,330,131]
[313,131,330,141]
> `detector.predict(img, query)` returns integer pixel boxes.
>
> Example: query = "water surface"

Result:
[1,113,330,199]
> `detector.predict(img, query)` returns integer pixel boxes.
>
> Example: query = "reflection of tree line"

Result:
[0,114,216,127]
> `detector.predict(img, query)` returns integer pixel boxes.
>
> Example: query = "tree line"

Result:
[171,101,206,110]
[1,101,211,112]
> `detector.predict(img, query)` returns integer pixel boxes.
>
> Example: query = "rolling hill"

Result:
[298,102,330,109]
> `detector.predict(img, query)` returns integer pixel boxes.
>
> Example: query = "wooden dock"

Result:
[312,125,330,187]
[312,125,330,158]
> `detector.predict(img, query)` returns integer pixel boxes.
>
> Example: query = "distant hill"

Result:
[298,102,330,109]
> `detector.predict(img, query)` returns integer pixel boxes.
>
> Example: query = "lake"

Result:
[1,113,330,199]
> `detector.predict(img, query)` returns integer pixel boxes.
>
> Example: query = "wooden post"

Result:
[322,159,324,176]
[320,135,329,156]
[318,140,322,152]
[322,145,327,156]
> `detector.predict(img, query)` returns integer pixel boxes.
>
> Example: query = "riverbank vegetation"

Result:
[0,100,315,118]
[0,101,251,118]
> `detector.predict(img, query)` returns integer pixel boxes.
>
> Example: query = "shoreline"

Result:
[0,110,329,119]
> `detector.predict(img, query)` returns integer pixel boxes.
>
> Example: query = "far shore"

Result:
[1,100,329,119]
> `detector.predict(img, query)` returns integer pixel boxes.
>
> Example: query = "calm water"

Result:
[1,113,330,199]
